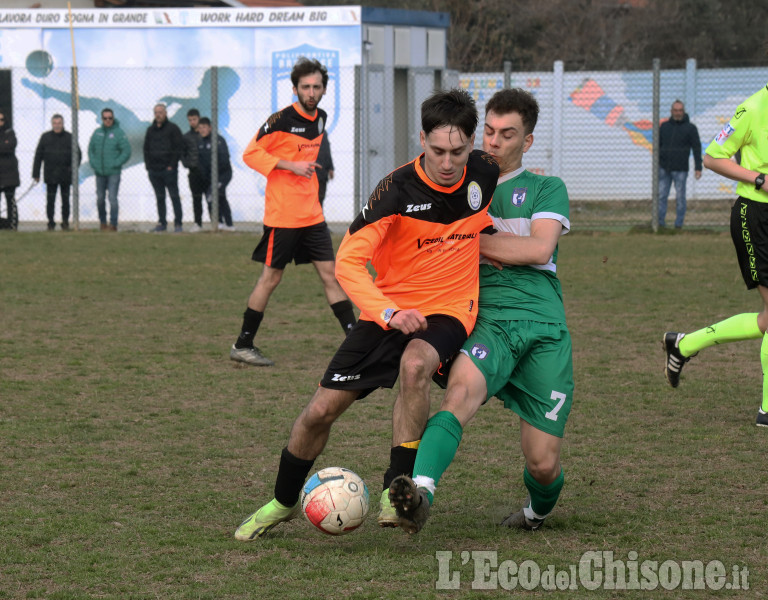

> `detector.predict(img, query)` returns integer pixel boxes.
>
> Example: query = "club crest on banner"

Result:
[272,43,340,135]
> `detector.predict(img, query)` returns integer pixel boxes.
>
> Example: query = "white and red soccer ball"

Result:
[301,467,369,535]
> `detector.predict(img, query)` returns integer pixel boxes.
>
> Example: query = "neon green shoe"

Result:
[377,488,399,528]
[234,499,300,541]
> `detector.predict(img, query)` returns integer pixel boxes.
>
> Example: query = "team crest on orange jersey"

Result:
[467,181,482,210]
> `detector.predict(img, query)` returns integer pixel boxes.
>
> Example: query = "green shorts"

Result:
[461,319,573,437]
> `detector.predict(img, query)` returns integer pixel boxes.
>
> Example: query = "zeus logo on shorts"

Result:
[331,373,361,382]
[406,203,432,213]
[470,343,489,360]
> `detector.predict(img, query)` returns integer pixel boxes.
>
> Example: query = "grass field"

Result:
[1,229,766,599]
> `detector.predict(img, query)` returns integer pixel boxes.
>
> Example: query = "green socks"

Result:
[412,411,463,505]
[678,313,762,357]
[524,465,564,519]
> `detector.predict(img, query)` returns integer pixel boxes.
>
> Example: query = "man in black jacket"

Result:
[183,108,205,232]
[658,100,702,229]
[144,103,184,232]
[33,114,80,231]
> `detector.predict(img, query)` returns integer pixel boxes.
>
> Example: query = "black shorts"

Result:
[251,222,335,269]
[730,197,768,289]
[319,314,468,400]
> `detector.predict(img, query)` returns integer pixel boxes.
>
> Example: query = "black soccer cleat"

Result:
[500,496,544,530]
[663,332,691,388]
[389,475,431,535]
[756,409,768,428]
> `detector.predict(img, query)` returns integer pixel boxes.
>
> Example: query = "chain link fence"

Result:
[4,59,767,231]
[460,60,768,231]
[6,64,358,232]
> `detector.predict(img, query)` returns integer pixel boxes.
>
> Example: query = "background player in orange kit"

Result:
[229,57,355,367]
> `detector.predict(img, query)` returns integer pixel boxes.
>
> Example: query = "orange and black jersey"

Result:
[243,103,326,228]
[336,149,500,334]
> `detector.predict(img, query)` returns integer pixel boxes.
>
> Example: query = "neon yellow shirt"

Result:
[705,84,768,202]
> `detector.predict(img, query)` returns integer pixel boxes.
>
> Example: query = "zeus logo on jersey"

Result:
[291,127,306,133]
[406,203,432,213]
[512,187,528,207]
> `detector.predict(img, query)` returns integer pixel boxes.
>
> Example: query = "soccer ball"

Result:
[301,467,370,535]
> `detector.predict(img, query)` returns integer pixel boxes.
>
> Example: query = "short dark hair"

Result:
[198,117,211,126]
[52,113,63,122]
[421,88,478,138]
[485,88,539,135]
[291,57,328,89]
[187,108,200,118]
[101,108,114,117]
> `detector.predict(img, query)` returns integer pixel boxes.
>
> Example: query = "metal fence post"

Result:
[651,58,660,232]
[211,66,219,231]
[358,37,371,216]
[71,66,79,231]
[552,60,564,178]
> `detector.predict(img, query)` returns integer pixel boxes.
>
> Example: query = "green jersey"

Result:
[705,83,768,203]
[478,167,570,323]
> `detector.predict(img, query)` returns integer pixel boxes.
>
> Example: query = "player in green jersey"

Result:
[664,83,768,427]
[389,88,573,533]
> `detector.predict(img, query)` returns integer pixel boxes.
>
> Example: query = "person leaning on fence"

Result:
[0,110,19,230]
[663,82,768,427]
[143,103,185,233]
[183,108,205,233]
[228,57,356,368]
[33,114,81,231]
[88,108,131,232]
[658,100,702,229]
[196,117,234,232]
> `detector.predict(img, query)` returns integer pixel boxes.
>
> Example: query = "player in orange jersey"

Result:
[234,88,500,540]
[230,57,356,367]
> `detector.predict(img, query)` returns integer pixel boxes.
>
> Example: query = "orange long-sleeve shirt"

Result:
[243,102,326,228]
[336,150,500,334]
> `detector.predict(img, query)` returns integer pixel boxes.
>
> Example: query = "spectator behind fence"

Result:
[33,114,80,231]
[144,103,184,233]
[658,100,702,229]
[88,108,131,232]
[196,117,234,231]
[316,133,334,207]
[0,110,19,230]
[183,108,205,233]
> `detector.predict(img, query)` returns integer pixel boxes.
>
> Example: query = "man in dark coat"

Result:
[182,108,205,232]
[143,103,184,232]
[33,114,81,231]
[658,100,702,229]
[0,110,20,230]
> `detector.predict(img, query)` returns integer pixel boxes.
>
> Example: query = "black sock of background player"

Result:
[235,308,263,349]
